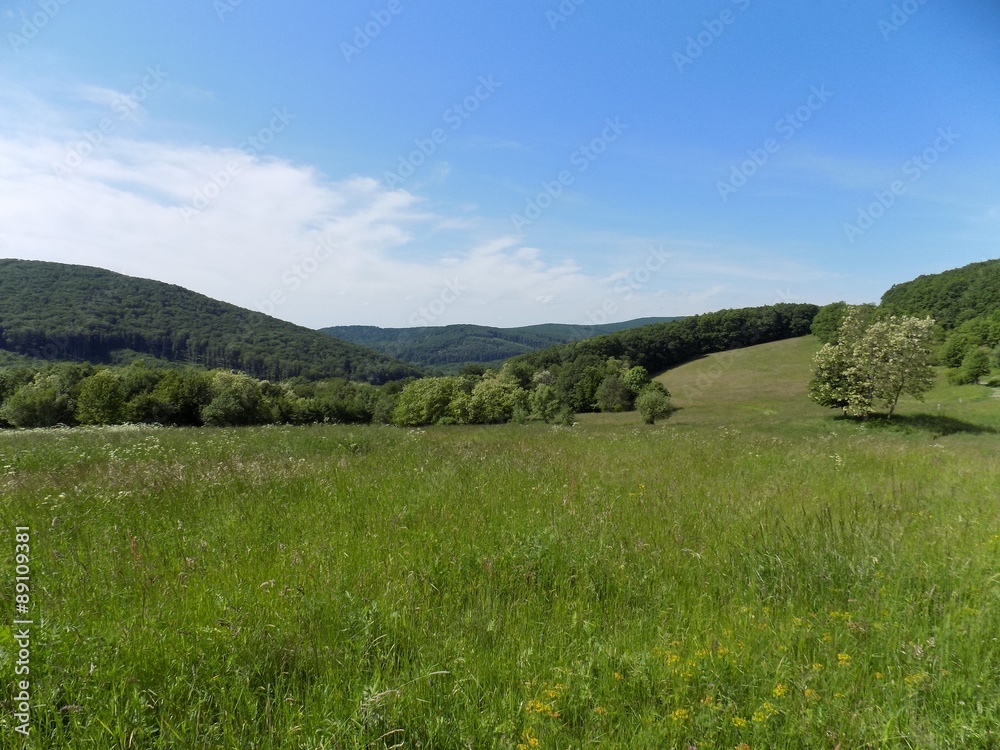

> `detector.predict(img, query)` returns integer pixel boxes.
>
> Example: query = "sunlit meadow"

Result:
[2,339,999,748]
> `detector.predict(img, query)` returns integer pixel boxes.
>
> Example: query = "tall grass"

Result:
[1,404,998,748]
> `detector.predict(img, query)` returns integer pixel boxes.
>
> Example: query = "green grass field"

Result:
[2,337,999,748]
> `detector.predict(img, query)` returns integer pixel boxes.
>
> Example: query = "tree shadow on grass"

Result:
[848,413,998,437]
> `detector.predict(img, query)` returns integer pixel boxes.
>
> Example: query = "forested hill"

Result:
[0,260,421,383]
[880,259,1000,328]
[510,303,819,376]
[321,318,681,370]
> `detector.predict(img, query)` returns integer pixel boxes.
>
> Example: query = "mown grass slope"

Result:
[1,336,999,748]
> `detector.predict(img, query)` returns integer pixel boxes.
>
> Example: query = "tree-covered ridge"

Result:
[876,258,1000,383]
[880,258,1000,329]
[0,260,421,383]
[511,304,818,373]
[320,317,682,370]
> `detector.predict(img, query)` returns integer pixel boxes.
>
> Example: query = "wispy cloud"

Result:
[0,83,618,327]
[0,78,852,328]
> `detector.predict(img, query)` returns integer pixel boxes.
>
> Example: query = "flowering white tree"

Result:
[810,309,936,419]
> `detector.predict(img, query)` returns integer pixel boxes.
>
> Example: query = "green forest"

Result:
[3,259,999,431]
[322,318,681,370]
[0,260,420,383]
[0,304,817,429]
[879,259,1000,384]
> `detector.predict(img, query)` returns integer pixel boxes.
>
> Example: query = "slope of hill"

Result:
[880,258,1000,328]
[320,317,681,370]
[0,260,421,383]
[649,334,1000,437]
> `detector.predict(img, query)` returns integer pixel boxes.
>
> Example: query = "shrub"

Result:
[0,374,72,428]
[76,370,127,425]
[529,384,561,423]
[623,366,651,394]
[392,377,466,426]
[636,383,674,425]
[961,347,993,385]
[811,302,849,344]
[133,370,212,425]
[595,373,634,413]
[201,371,269,427]
[467,373,528,424]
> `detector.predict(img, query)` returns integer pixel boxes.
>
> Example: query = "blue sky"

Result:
[1,0,998,328]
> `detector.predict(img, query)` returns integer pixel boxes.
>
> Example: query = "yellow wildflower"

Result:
[752,702,778,723]
[772,682,788,698]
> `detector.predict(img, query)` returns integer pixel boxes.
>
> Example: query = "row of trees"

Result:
[0,362,402,429]
[0,360,676,429]
[390,362,674,426]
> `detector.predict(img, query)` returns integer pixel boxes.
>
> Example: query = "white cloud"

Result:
[0,103,616,328]
[0,80,838,329]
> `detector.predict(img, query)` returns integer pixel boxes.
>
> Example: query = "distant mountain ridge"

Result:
[0,259,421,382]
[321,318,683,370]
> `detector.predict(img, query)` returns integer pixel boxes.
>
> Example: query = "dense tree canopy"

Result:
[0,260,421,383]
[880,259,1000,329]
[321,318,682,371]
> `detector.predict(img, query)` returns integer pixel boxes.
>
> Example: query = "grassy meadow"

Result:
[2,337,1000,748]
